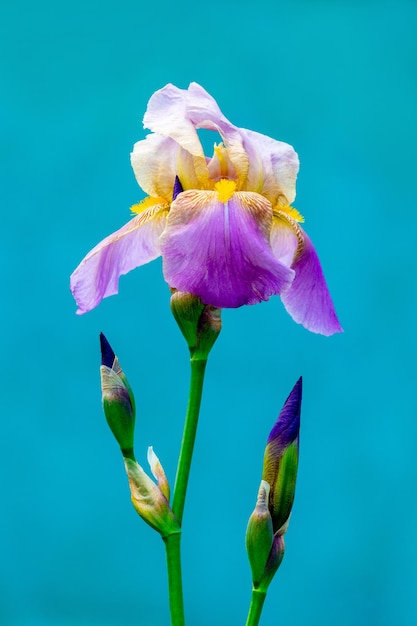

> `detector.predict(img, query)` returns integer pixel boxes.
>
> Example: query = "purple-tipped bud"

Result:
[172,176,183,201]
[262,377,301,533]
[246,378,302,592]
[100,334,136,459]
[100,332,115,367]
[170,291,222,360]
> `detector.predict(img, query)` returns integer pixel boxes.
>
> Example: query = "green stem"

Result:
[245,589,267,626]
[163,357,207,626]
[164,533,185,626]
[172,357,207,525]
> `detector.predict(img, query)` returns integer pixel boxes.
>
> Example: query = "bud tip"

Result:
[100,332,115,368]
[267,376,302,445]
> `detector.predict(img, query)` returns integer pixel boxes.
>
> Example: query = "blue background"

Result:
[1,0,416,624]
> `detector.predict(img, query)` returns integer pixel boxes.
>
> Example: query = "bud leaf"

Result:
[246,481,274,587]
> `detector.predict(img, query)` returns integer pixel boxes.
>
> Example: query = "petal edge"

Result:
[271,213,343,336]
[70,205,168,314]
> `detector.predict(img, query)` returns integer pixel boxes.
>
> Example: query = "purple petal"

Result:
[70,205,168,314]
[159,189,294,308]
[271,214,343,336]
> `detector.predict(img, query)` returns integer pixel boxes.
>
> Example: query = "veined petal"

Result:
[70,204,169,314]
[131,133,200,197]
[271,212,342,335]
[160,190,294,308]
[239,128,299,205]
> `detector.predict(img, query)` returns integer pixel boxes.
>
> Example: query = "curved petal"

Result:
[143,83,299,202]
[159,190,294,308]
[269,211,300,267]
[70,205,169,314]
[207,143,238,181]
[271,212,342,335]
[185,83,249,185]
[239,128,299,205]
[143,82,249,187]
[144,83,205,157]
[143,83,210,187]
[130,133,200,198]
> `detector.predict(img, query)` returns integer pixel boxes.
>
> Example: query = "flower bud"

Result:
[170,291,221,360]
[262,377,301,533]
[246,377,302,591]
[124,453,180,538]
[246,480,274,587]
[194,305,222,361]
[170,291,205,348]
[100,333,135,459]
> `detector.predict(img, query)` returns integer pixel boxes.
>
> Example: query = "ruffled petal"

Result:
[185,83,249,185]
[143,83,210,187]
[143,82,249,187]
[159,190,294,308]
[70,204,169,314]
[130,133,200,197]
[143,83,298,202]
[271,213,342,335]
[239,128,299,205]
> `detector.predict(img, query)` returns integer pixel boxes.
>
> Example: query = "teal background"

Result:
[2,0,416,624]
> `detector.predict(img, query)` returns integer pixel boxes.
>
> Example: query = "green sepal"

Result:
[170,290,221,360]
[170,291,205,349]
[257,533,285,593]
[246,480,274,587]
[192,305,221,361]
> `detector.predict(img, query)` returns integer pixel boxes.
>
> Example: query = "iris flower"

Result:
[70,82,341,335]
